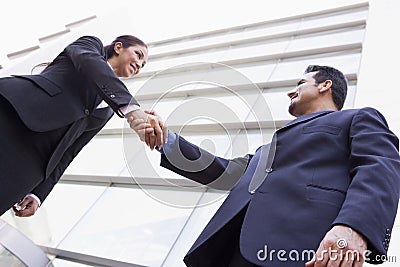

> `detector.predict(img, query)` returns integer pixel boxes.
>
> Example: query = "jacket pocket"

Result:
[12,75,62,96]
[302,125,341,135]
[306,184,346,207]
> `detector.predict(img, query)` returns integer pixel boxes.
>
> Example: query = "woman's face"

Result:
[110,43,148,78]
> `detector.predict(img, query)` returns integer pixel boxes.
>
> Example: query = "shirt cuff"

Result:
[156,130,176,154]
[26,193,41,207]
[120,104,140,116]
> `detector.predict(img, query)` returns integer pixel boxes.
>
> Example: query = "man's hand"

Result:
[126,109,167,150]
[305,225,367,267]
[13,196,40,217]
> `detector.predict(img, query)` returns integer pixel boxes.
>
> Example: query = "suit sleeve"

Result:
[31,119,109,202]
[332,107,400,263]
[161,133,252,190]
[64,35,138,117]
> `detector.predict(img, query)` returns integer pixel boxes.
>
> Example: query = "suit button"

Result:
[250,190,255,195]
[110,94,115,98]
[266,168,273,173]
[84,109,90,115]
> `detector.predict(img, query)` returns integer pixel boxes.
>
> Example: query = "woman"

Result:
[0,35,164,216]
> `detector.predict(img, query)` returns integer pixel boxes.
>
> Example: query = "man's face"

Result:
[287,71,321,117]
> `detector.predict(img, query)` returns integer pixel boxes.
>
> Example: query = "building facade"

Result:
[1,1,399,266]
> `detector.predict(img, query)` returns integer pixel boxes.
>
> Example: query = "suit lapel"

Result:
[247,110,335,193]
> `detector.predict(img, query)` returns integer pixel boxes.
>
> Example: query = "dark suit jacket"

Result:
[0,36,136,202]
[161,108,400,266]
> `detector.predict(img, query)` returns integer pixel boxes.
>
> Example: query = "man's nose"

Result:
[287,88,297,98]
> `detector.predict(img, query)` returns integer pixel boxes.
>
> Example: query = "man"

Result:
[130,65,400,266]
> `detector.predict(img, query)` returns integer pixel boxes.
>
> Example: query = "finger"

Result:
[129,119,148,130]
[162,124,168,144]
[18,198,31,209]
[305,260,315,267]
[145,133,151,149]
[15,206,35,217]
[153,120,163,148]
[127,116,134,124]
[145,127,154,134]
[148,131,156,150]
[314,249,329,267]
[326,258,341,267]
[352,255,364,267]
[129,118,145,127]
[132,122,152,134]
[144,110,156,115]
[339,257,353,267]
[130,121,153,142]
[12,205,21,213]
[135,129,151,139]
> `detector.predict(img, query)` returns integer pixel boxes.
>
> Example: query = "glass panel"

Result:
[0,245,26,267]
[269,53,362,82]
[1,183,107,247]
[145,39,290,73]
[64,135,127,177]
[101,115,124,131]
[230,128,276,156]
[122,130,239,180]
[162,190,228,267]
[343,84,357,109]
[285,28,365,53]
[160,94,259,125]
[261,86,294,121]
[125,62,278,97]
[129,53,361,99]
[298,9,368,30]
[51,258,94,266]
[149,21,301,55]
[57,186,203,266]
[149,8,367,56]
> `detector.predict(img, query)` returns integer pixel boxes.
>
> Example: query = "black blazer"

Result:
[161,108,400,266]
[0,36,137,202]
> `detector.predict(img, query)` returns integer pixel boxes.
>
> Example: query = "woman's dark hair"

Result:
[104,35,147,59]
[304,65,348,110]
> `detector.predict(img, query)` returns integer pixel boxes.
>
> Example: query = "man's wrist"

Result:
[156,130,176,154]
[26,193,41,207]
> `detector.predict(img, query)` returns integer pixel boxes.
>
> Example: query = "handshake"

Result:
[126,109,167,150]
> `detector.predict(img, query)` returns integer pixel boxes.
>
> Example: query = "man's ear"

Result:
[319,80,332,93]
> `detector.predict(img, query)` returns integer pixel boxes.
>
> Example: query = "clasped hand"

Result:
[13,195,39,217]
[126,109,167,150]
[305,225,367,267]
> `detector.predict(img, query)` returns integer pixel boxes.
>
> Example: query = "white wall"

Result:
[355,0,400,135]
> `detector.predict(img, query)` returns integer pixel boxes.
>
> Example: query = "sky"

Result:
[0,0,367,68]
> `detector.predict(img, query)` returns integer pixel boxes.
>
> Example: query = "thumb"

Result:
[18,197,32,209]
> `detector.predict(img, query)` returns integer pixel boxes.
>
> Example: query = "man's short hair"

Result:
[304,65,348,110]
